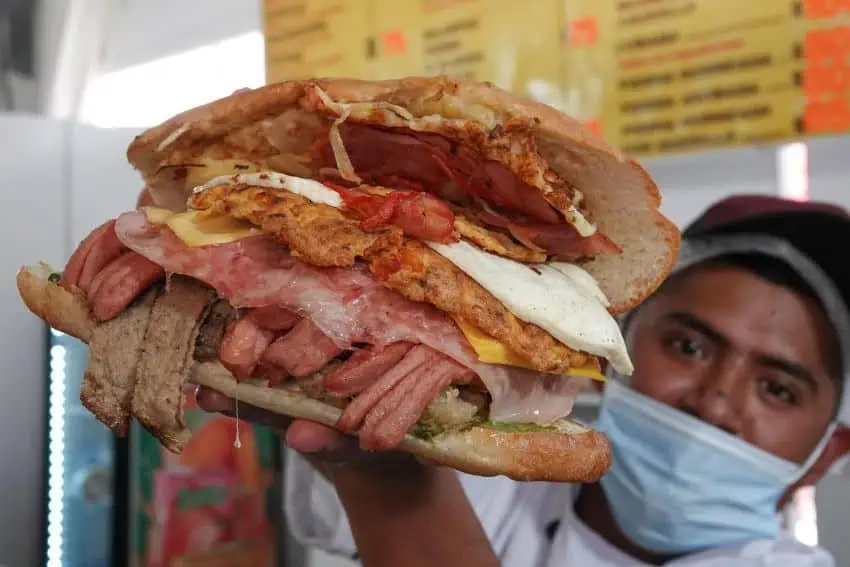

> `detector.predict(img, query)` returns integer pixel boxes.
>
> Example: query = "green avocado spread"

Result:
[478,420,559,433]
[410,419,558,441]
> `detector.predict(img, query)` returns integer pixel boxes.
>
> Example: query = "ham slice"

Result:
[319,124,559,223]
[114,211,581,422]
[476,209,621,261]
[315,124,618,260]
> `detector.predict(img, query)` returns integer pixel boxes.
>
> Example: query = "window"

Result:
[78,32,265,128]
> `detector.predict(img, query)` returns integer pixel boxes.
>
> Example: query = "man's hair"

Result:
[661,252,842,380]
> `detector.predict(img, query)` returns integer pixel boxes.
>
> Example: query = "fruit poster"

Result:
[129,390,280,567]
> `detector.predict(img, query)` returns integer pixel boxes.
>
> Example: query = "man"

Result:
[199,194,850,566]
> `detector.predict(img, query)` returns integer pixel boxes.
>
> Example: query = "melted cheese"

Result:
[141,207,259,246]
[175,159,264,189]
[181,171,632,373]
[452,317,605,381]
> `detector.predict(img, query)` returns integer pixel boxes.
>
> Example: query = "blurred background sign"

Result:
[263,0,850,157]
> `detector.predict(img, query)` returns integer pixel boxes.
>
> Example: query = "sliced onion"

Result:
[329,108,362,184]
[156,123,190,152]
[266,154,313,178]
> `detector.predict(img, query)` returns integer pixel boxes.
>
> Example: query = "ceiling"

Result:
[98,0,261,73]
[0,0,34,77]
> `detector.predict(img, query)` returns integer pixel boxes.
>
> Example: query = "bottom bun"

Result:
[17,263,611,483]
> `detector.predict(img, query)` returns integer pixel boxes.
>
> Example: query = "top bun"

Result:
[127,76,680,314]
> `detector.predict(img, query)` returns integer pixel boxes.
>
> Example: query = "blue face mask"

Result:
[595,380,813,555]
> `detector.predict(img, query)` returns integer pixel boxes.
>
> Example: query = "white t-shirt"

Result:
[284,450,835,566]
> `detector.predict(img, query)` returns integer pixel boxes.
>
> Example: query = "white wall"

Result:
[807,136,850,209]
[645,145,780,226]
[0,114,66,567]
[99,0,261,73]
[69,125,143,243]
[0,116,140,567]
[805,134,850,567]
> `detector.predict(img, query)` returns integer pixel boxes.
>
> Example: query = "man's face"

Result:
[627,264,839,464]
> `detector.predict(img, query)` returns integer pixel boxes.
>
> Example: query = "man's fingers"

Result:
[285,420,347,453]
[195,386,236,413]
[195,386,292,431]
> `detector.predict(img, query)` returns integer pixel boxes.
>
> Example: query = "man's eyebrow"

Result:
[756,355,818,391]
[662,311,728,345]
[662,312,819,390]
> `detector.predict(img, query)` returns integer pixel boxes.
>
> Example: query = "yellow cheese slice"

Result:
[140,207,259,247]
[452,316,605,382]
[181,158,263,188]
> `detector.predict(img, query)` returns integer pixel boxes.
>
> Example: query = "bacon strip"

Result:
[262,318,344,377]
[62,220,117,292]
[78,221,126,292]
[327,183,456,243]
[247,304,301,331]
[87,252,165,322]
[323,342,414,396]
[359,364,427,446]
[219,317,275,380]
[361,356,470,450]
[336,345,431,433]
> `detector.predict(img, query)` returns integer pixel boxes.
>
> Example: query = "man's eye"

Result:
[760,378,798,405]
[671,338,703,358]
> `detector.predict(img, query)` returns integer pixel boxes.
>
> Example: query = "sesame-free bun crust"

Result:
[127,76,679,315]
[16,264,612,483]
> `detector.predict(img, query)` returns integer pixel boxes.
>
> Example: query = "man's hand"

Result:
[137,188,154,208]
[195,384,427,480]
[195,384,501,567]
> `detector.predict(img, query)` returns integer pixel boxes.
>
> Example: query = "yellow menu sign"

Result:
[264,0,371,82]
[264,0,850,156]
[265,0,565,105]
[561,0,850,156]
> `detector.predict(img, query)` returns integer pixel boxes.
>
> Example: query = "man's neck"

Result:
[573,483,674,566]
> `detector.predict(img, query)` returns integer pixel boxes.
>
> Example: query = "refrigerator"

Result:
[45,327,294,567]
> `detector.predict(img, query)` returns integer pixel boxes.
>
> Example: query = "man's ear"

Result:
[802,425,850,484]
[778,425,850,508]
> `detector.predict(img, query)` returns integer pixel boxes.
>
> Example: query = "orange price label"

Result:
[804,61,849,96]
[803,27,850,100]
[804,98,850,133]
[381,30,407,55]
[804,0,850,19]
[568,17,599,48]
[805,26,850,60]
[583,118,605,138]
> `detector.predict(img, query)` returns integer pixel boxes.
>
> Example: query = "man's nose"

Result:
[681,358,747,435]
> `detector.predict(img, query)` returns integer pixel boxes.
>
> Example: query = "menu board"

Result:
[267,0,565,106]
[264,0,371,82]
[264,0,850,156]
[562,0,850,155]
